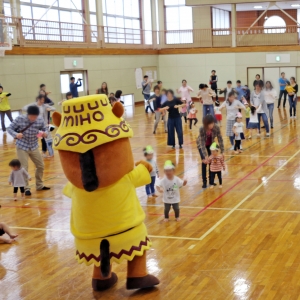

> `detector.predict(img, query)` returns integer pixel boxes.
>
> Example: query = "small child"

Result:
[207,143,225,189]
[248,106,260,139]
[233,113,245,154]
[0,222,18,244]
[45,124,55,157]
[187,102,198,130]
[157,160,187,222]
[245,103,251,129]
[214,101,222,126]
[8,159,31,200]
[58,91,73,105]
[180,98,188,123]
[143,146,159,200]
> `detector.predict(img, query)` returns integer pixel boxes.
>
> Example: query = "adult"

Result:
[235,80,248,103]
[7,105,51,196]
[220,91,246,149]
[97,82,108,95]
[58,92,73,106]
[160,89,184,149]
[197,115,224,189]
[39,84,51,97]
[209,70,218,102]
[115,90,124,104]
[142,75,153,113]
[219,81,237,102]
[253,74,264,89]
[157,81,163,91]
[250,82,270,137]
[197,84,216,119]
[264,81,277,128]
[70,77,82,98]
[176,80,193,103]
[22,95,56,157]
[0,85,13,134]
[278,72,288,108]
[287,77,298,119]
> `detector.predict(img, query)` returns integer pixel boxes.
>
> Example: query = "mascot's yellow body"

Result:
[53,95,159,291]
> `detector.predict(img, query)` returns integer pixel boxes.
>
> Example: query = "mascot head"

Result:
[52,95,133,192]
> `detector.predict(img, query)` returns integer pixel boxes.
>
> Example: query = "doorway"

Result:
[60,71,88,99]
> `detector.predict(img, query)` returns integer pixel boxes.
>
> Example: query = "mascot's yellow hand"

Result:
[135,161,153,173]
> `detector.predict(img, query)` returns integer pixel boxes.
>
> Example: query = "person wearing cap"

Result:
[207,143,225,189]
[157,160,187,222]
[70,77,82,98]
[143,145,159,200]
[209,70,218,102]
[0,85,13,134]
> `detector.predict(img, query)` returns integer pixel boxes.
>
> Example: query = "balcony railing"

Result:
[3,17,300,49]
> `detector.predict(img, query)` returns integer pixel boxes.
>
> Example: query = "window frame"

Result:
[211,7,231,36]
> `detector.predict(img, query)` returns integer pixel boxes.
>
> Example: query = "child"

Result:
[245,103,251,129]
[232,113,245,154]
[58,92,73,105]
[187,102,198,130]
[180,98,188,123]
[248,106,260,139]
[214,101,222,126]
[0,222,18,244]
[160,89,167,105]
[207,143,225,189]
[157,160,187,222]
[45,124,55,157]
[143,146,159,200]
[8,159,31,200]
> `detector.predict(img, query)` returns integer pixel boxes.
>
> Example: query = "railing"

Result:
[4,16,300,49]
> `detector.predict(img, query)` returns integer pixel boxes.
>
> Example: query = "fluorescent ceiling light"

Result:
[254,5,263,9]
[291,4,300,7]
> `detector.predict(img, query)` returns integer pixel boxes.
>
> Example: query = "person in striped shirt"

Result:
[207,142,225,189]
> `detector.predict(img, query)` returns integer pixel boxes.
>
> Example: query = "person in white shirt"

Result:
[176,79,193,102]
[157,160,187,222]
[197,84,216,119]
[264,81,277,129]
[247,106,260,139]
[232,113,245,154]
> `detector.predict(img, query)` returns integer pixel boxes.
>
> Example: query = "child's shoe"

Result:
[152,194,158,198]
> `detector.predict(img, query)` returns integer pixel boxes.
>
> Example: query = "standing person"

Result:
[219,81,237,102]
[187,102,198,130]
[157,81,163,91]
[115,90,124,105]
[7,105,51,196]
[176,80,193,103]
[250,82,270,137]
[214,101,222,126]
[180,98,188,124]
[197,84,216,119]
[0,85,13,134]
[264,81,277,128]
[196,115,225,189]
[286,77,298,119]
[209,70,218,102]
[160,90,184,149]
[38,90,54,123]
[161,89,167,105]
[253,74,264,89]
[235,80,248,103]
[278,72,288,108]
[233,114,245,154]
[248,106,259,139]
[70,77,82,98]
[58,92,73,105]
[22,95,56,158]
[142,75,154,113]
[39,84,52,98]
[245,103,251,129]
[220,91,246,149]
[97,82,108,95]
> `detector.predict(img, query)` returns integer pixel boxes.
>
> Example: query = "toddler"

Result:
[187,102,198,130]
[0,222,18,244]
[214,101,222,126]
[180,98,188,123]
[8,159,31,200]
[143,145,159,200]
[232,113,245,154]
[207,143,225,189]
[157,160,187,222]
[45,124,55,157]
[245,103,251,129]
[248,106,260,139]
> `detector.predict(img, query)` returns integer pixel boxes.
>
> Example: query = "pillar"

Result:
[151,0,158,46]
[157,0,164,46]
[95,0,103,47]
[231,3,236,47]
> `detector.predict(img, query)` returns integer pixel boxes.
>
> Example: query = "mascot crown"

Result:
[53,95,133,153]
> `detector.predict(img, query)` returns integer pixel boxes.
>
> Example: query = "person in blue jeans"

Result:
[143,145,159,200]
[278,72,288,108]
[264,81,277,129]
[142,75,154,113]
[287,77,298,119]
[161,89,185,149]
[197,84,216,120]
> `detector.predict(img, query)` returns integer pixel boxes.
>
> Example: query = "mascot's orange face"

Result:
[53,102,134,191]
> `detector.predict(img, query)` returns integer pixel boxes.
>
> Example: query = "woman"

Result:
[253,74,264,89]
[220,91,246,149]
[197,84,216,118]
[197,115,224,188]
[151,85,167,134]
[219,81,237,102]
[97,82,108,95]
[176,80,193,102]
[115,90,124,104]
[264,81,277,128]
[250,82,270,137]
[161,89,185,149]
[286,77,298,119]
[0,85,13,134]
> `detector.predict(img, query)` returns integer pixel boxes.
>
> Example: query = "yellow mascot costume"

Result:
[52,95,159,291]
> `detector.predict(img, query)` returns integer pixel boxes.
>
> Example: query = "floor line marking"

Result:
[198,147,300,241]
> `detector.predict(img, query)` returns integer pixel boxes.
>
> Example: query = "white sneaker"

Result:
[240,145,243,150]
[230,146,234,150]
[266,133,270,137]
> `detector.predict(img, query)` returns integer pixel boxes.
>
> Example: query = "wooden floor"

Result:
[1,104,300,300]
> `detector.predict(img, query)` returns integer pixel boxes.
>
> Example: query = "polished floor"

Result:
[1,104,300,300]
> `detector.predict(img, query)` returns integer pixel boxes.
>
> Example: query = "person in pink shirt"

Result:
[177,80,194,102]
[180,98,188,123]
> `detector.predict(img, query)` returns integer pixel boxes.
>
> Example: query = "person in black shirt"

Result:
[253,74,264,89]
[210,70,218,102]
[160,89,185,149]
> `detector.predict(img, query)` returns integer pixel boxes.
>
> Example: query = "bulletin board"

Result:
[142,66,158,82]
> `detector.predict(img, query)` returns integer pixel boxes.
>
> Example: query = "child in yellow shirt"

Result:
[0,85,13,134]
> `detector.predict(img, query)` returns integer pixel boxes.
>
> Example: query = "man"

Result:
[142,75,154,113]
[7,105,51,196]
[235,80,248,103]
[39,84,51,96]
[157,80,163,91]
[0,85,13,134]
[253,74,264,89]
[209,70,218,102]
[219,81,237,102]
[278,72,288,108]
[70,77,82,98]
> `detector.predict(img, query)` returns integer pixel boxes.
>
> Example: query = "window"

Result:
[165,0,193,44]
[212,8,230,35]
[89,0,97,42]
[144,0,152,45]
[264,16,286,33]
[4,0,12,16]
[102,0,142,44]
